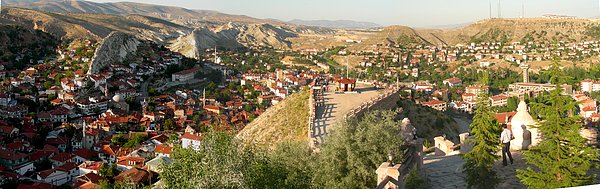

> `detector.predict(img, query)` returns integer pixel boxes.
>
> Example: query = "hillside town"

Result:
[0,37,326,188]
[2,27,600,187]
[2,1,600,187]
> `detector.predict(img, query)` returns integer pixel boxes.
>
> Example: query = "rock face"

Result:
[170,23,296,58]
[88,32,140,74]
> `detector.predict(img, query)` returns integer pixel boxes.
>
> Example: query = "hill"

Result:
[0,7,299,57]
[289,19,381,29]
[236,89,310,149]
[170,23,296,58]
[2,0,286,27]
[0,24,58,69]
[434,18,597,44]
[1,7,191,42]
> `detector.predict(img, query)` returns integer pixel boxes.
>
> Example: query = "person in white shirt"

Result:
[499,124,514,166]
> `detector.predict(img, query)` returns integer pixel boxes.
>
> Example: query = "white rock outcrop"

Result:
[88,32,141,74]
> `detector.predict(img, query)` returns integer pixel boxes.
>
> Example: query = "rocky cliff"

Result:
[88,32,140,74]
[170,23,296,58]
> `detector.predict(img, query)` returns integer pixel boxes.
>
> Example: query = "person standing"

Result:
[500,124,514,166]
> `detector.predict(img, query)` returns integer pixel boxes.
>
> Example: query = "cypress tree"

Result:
[462,72,501,189]
[517,63,599,188]
[462,95,501,189]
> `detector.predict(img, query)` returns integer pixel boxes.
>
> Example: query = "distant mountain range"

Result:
[2,0,598,58]
[1,0,285,26]
[289,19,382,29]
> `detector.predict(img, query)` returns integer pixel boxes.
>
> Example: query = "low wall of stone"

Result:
[308,83,317,149]
[345,87,402,119]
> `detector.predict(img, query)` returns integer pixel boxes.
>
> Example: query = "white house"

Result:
[181,132,203,150]
[38,169,69,186]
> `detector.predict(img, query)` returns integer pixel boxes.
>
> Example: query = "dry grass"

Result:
[236,89,310,149]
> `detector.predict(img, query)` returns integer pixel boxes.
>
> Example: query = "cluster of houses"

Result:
[409,62,600,128]
[294,36,600,84]
[0,38,330,187]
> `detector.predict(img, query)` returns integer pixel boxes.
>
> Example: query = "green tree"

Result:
[123,134,149,148]
[111,134,128,146]
[461,95,501,189]
[516,84,599,188]
[160,132,246,188]
[243,142,316,189]
[163,119,176,131]
[99,163,121,178]
[506,96,519,111]
[313,110,405,188]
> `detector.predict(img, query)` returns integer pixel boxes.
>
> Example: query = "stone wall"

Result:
[307,85,316,149]
[375,138,425,189]
[345,87,402,119]
[88,31,141,74]
[308,81,325,149]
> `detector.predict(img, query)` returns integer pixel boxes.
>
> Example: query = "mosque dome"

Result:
[112,94,124,103]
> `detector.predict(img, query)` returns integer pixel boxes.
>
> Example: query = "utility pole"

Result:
[489,0,492,19]
[498,0,502,18]
[522,0,525,18]
[346,56,349,79]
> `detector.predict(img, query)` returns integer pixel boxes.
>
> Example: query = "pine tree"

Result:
[516,64,599,188]
[462,71,501,189]
[462,95,501,189]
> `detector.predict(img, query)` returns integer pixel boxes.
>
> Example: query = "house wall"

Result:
[39,171,69,186]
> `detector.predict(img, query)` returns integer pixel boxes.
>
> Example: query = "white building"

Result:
[181,132,203,150]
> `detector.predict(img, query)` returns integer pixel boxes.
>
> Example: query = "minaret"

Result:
[104,82,109,97]
[203,88,206,107]
[142,98,148,113]
[520,61,530,83]
[82,121,87,149]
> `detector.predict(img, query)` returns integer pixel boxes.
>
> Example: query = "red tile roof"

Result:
[79,161,104,171]
[73,148,96,160]
[337,78,356,84]
[154,145,173,155]
[0,126,17,135]
[422,100,446,106]
[56,162,78,171]
[38,168,65,179]
[0,149,27,161]
[114,167,152,185]
[50,152,74,163]
[100,145,120,156]
[181,132,204,141]
[495,112,517,124]
[17,183,53,189]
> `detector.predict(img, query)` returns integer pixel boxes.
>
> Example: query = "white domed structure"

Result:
[510,101,540,151]
[112,94,124,103]
[110,94,129,113]
[511,101,536,127]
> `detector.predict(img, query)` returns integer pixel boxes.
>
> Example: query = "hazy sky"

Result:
[91,0,600,27]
